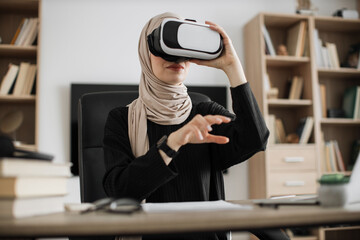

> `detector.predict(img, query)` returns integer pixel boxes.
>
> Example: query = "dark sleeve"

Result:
[102,107,177,201]
[206,83,269,170]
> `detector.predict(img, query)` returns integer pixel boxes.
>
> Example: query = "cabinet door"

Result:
[268,171,317,196]
[267,147,317,171]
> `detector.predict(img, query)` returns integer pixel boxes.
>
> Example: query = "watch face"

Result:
[157,135,168,148]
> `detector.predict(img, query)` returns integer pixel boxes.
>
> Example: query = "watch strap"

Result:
[156,135,178,158]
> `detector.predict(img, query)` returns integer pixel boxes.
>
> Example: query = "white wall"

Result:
[38,0,357,204]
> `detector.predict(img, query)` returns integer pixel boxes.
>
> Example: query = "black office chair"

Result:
[77,90,289,240]
[78,91,211,203]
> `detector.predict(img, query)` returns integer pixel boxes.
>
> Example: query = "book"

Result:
[286,21,306,57]
[13,18,29,45]
[333,140,346,172]
[0,158,71,177]
[12,62,30,96]
[301,25,309,57]
[353,86,360,119]
[275,118,286,143]
[22,18,39,46]
[0,64,19,95]
[324,142,332,172]
[264,73,278,99]
[262,25,276,56]
[10,18,26,45]
[298,117,313,144]
[328,141,338,172]
[325,42,340,68]
[288,76,304,99]
[313,29,324,67]
[265,114,276,144]
[0,196,64,218]
[319,84,327,118]
[0,177,68,198]
[321,46,331,68]
[22,64,37,95]
[14,18,32,46]
[16,18,37,46]
[319,131,327,173]
[342,86,359,119]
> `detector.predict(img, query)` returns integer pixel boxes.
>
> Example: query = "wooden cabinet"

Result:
[314,16,360,173]
[244,12,360,199]
[244,11,360,240]
[0,0,39,150]
[244,13,318,199]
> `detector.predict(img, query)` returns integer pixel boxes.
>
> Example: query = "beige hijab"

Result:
[128,12,192,157]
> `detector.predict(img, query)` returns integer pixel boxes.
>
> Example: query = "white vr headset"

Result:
[147,18,223,62]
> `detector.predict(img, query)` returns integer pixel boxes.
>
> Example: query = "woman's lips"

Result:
[167,64,184,71]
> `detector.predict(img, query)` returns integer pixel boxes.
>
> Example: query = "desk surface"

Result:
[0,201,360,237]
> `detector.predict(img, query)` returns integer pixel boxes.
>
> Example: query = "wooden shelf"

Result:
[318,68,360,78]
[291,236,317,240]
[245,13,317,199]
[0,0,39,12]
[263,12,309,27]
[268,99,312,107]
[0,95,35,102]
[0,44,37,57]
[246,12,360,240]
[315,16,360,32]
[320,118,360,126]
[266,55,310,67]
[0,0,39,149]
[322,171,352,176]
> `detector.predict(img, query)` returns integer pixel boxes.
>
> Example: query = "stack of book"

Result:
[313,29,341,69]
[0,62,36,96]
[0,158,71,218]
[11,18,39,46]
[288,76,304,99]
[323,140,346,173]
[296,116,314,144]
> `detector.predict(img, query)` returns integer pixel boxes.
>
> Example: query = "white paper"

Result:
[142,200,252,213]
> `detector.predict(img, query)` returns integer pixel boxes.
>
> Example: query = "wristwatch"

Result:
[156,135,178,158]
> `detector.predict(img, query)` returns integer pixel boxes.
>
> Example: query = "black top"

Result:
[102,83,269,240]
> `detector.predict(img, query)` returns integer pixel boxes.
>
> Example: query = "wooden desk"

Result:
[0,201,360,237]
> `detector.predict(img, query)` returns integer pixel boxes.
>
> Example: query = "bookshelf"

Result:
[244,11,360,240]
[0,0,39,151]
[314,16,360,174]
[245,12,360,199]
[244,13,318,199]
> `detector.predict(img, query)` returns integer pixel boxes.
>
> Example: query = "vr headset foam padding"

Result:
[148,18,223,62]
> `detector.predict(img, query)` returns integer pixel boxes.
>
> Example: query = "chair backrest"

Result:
[78,91,211,203]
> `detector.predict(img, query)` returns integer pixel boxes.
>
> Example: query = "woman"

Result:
[103,12,288,240]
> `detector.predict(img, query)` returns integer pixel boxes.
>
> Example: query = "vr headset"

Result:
[148,18,223,62]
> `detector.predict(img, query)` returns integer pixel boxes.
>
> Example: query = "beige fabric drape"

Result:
[117,12,192,240]
[127,12,192,158]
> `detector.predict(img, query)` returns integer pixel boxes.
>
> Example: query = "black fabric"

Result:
[250,229,290,240]
[78,91,210,203]
[102,83,273,240]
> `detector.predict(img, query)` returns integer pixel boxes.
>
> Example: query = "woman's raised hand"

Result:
[190,21,247,87]
[167,114,231,151]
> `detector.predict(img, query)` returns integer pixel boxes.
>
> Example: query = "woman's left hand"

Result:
[190,21,247,87]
